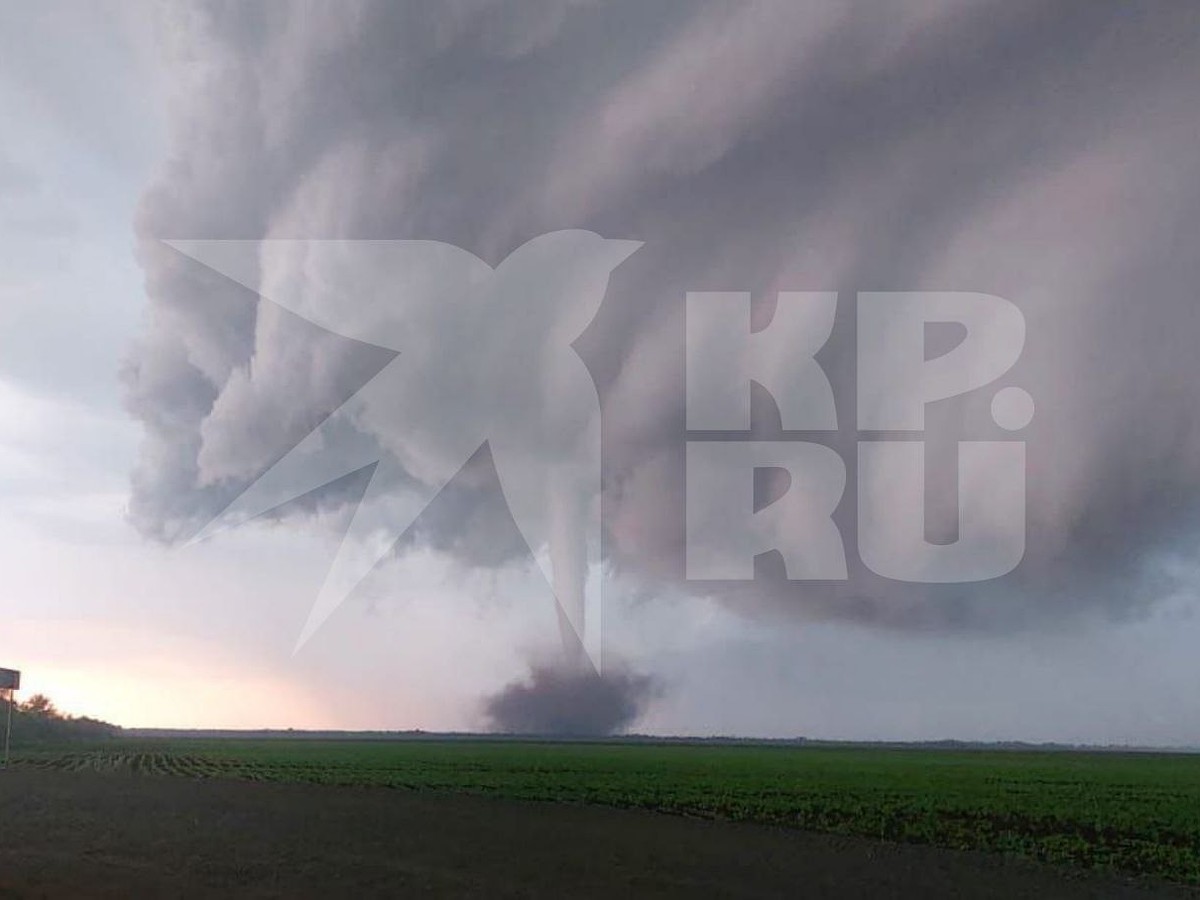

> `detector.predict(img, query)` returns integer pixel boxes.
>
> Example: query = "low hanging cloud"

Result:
[123,0,1200,720]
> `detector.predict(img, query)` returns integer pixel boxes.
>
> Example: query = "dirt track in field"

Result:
[0,769,1195,899]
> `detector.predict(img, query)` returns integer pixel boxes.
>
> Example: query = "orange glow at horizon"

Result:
[19,665,334,731]
[1,618,345,731]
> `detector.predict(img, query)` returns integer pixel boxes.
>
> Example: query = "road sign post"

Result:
[1,668,20,768]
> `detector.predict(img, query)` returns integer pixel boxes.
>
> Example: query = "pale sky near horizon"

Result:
[3,2,1200,744]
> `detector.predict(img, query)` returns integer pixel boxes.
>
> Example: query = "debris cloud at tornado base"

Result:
[483,664,658,737]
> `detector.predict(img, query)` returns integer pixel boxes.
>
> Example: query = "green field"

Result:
[14,740,1200,885]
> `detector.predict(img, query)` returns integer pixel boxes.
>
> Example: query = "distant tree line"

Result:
[6,694,121,746]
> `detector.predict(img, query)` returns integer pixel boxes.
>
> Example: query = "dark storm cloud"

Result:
[126,0,1200,639]
[483,664,657,736]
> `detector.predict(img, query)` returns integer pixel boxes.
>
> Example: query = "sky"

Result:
[2,1,1200,743]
